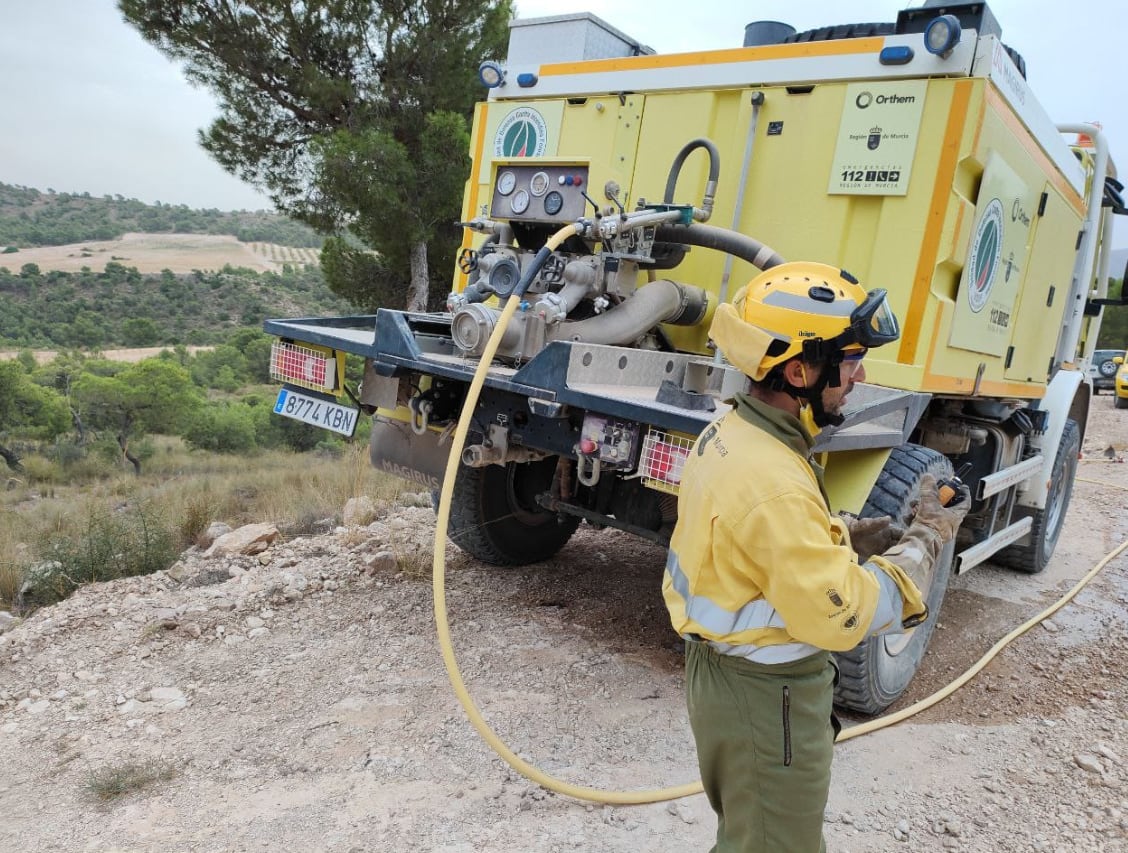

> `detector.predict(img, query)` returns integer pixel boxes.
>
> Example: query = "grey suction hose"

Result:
[655,222,785,271]
[556,279,708,345]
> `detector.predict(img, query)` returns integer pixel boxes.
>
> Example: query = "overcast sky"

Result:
[1,1,1125,250]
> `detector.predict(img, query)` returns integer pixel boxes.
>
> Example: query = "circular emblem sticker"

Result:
[966,198,1004,314]
[494,107,548,158]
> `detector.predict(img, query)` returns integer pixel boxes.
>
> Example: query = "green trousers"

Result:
[685,640,837,853]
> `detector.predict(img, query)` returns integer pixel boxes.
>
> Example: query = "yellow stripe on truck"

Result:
[897,79,975,365]
[539,38,885,78]
[456,102,490,293]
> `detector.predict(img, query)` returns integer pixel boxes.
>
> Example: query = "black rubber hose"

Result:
[663,138,721,204]
[514,246,552,298]
[654,222,785,270]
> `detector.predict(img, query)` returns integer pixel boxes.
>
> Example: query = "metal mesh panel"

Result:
[269,342,337,391]
[639,428,693,495]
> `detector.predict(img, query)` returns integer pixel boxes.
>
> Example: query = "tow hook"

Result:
[409,396,433,435]
[575,448,601,487]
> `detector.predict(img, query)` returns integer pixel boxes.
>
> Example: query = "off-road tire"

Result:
[784,23,1026,79]
[833,445,955,715]
[994,419,1080,574]
[443,458,579,566]
[785,23,896,43]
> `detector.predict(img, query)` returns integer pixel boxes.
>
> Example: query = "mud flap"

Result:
[369,416,452,492]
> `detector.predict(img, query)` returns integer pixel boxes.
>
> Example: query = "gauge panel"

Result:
[490,164,589,224]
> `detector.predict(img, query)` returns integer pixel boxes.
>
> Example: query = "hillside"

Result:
[0,262,353,349]
[0,183,322,248]
[0,183,360,349]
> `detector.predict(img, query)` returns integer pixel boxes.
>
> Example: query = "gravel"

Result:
[0,398,1126,852]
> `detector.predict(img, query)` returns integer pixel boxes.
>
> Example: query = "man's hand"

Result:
[845,515,905,563]
[913,473,970,541]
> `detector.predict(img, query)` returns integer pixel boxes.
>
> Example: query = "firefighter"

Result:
[663,262,969,852]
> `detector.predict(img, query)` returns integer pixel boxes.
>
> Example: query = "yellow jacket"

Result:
[663,394,925,660]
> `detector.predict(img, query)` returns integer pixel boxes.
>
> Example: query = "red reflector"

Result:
[645,441,687,483]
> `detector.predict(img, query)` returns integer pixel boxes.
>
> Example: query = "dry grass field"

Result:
[2,232,318,274]
[0,346,213,366]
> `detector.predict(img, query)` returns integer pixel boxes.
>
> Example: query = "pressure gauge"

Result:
[543,190,564,216]
[510,189,531,215]
[529,171,550,197]
[497,170,517,196]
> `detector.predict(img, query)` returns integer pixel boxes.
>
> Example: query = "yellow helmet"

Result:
[709,261,899,382]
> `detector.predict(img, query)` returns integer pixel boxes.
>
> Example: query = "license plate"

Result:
[273,388,358,437]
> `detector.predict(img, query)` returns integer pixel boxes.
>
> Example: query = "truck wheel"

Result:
[994,419,1080,574]
[443,458,579,567]
[833,445,955,715]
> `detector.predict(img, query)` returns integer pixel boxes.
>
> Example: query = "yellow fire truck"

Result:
[265,1,1125,713]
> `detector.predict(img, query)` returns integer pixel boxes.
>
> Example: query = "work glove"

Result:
[844,515,905,563]
[880,472,971,598]
[911,472,970,541]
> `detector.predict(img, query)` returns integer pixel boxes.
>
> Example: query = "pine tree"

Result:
[120,0,513,310]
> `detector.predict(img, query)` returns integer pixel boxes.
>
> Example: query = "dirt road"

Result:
[1,398,1126,852]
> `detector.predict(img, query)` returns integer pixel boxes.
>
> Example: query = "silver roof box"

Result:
[507,13,654,66]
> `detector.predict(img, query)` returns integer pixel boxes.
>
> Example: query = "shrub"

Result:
[87,759,177,802]
[46,440,88,469]
[184,404,257,453]
[175,492,217,549]
[39,441,110,483]
[251,405,322,452]
[23,503,179,609]
[17,454,63,485]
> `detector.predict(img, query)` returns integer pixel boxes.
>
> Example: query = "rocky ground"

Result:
[1,397,1127,853]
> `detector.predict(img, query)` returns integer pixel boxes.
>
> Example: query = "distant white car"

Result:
[1090,349,1123,393]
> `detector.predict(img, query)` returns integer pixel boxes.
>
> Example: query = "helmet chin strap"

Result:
[788,359,845,429]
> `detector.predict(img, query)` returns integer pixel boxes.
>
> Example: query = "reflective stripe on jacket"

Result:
[662,394,923,658]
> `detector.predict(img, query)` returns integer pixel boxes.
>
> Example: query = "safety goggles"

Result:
[802,289,900,362]
[850,289,900,348]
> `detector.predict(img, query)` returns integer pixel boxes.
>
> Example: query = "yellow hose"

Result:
[839,536,1128,740]
[432,221,705,803]
[431,224,1128,800]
